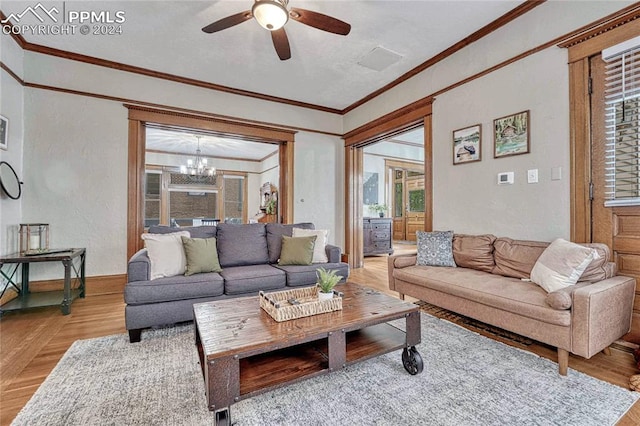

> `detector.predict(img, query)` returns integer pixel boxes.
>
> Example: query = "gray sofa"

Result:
[388,234,636,375]
[125,222,349,342]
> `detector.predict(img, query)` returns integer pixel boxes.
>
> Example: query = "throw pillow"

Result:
[278,235,317,266]
[141,231,190,280]
[181,236,222,276]
[292,228,329,263]
[530,238,599,293]
[416,231,456,267]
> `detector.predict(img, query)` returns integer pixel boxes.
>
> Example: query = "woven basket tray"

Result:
[259,286,343,322]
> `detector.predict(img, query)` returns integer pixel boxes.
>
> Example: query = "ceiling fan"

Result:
[202,0,351,61]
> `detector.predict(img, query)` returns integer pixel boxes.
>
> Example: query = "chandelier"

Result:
[180,135,215,179]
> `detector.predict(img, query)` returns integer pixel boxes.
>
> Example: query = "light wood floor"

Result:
[1,253,640,425]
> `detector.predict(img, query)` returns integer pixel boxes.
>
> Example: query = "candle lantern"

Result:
[19,223,50,255]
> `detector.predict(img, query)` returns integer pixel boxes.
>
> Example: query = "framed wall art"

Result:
[453,124,481,165]
[494,110,529,158]
[0,115,7,151]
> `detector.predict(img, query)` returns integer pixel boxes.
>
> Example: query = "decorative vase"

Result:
[318,291,334,301]
[378,212,384,217]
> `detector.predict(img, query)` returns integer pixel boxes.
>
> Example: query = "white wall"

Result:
[6,45,344,280]
[294,132,344,248]
[343,0,633,241]
[433,48,569,240]
[0,33,25,256]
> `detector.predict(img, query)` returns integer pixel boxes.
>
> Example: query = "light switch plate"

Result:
[551,167,562,181]
[527,169,538,184]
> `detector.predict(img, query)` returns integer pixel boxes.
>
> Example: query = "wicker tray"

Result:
[259,286,343,322]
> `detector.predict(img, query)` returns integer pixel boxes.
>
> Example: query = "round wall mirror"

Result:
[0,161,22,200]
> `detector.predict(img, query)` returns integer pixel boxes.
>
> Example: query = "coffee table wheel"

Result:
[402,346,423,375]
[215,409,230,426]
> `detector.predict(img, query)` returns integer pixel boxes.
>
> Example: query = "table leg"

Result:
[80,251,86,298]
[328,329,347,372]
[206,356,239,415]
[61,259,71,315]
[21,263,30,300]
[405,310,421,347]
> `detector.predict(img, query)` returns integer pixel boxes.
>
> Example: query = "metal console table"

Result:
[0,248,86,316]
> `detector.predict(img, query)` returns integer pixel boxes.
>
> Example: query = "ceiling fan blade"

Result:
[202,11,252,33]
[271,28,291,61]
[289,8,351,36]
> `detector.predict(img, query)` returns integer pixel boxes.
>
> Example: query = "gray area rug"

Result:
[12,314,639,426]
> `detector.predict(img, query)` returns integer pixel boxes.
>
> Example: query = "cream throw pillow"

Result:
[530,238,599,293]
[292,228,329,263]
[141,231,190,280]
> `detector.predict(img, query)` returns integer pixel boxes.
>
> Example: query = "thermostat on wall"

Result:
[497,172,514,185]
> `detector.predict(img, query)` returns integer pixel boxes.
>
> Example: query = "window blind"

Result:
[604,46,640,206]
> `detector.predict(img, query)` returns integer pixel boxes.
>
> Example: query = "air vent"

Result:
[357,46,403,71]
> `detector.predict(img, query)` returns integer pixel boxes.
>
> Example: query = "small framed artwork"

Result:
[494,110,529,158]
[453,124,481,165]
[0,115,7,151]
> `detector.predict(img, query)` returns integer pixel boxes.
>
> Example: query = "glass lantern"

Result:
[19,223,50,255]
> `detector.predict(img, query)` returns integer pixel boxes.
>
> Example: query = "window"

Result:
[603,38,640,206]
[223,175,245,224]
[144,171,161,227]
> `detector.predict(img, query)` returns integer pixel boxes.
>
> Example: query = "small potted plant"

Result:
[316,267,343,301]
[368,203,388,218]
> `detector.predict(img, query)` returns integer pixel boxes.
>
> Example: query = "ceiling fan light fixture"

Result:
[252,0,289,31]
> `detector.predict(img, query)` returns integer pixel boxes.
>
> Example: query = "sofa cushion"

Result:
[492,238,549,279]
[580,243,612,282]
[275,263,349,287]
[216,223,269,267]
[545,281,595,310]
[266,223,315,263]
[452,234,497,272]
[393,265,570,326]
[148,225,217,239]
[416,230,456,267]
[278,235,317,266]
[141,231,190,280]
[181,236,222,276]
[220,265,286,295]
[530,238,599,293]
[124,272,224,305]
[293,228,329,263]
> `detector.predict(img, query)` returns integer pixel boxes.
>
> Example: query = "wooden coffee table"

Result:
[193,282,423,425]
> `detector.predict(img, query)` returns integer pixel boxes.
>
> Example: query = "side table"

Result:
[0,248,86,316]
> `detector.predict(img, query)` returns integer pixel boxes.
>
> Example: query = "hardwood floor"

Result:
[1,253,639,425]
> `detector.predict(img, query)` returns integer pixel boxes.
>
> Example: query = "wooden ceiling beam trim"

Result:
[344,97,433,146]
[126,105,294,143]
[6,32,342,115]
[340,0,546,114]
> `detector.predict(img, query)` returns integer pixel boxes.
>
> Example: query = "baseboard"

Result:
[0,274,126,304]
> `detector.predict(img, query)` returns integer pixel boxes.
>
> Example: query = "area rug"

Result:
[11,314,639,426]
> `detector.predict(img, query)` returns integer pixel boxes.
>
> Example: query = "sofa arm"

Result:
[571,275,636,358]
[325,244,341,264]
[387,253,417,291]
[128,249,151,283]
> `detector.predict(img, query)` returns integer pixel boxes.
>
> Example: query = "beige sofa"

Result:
[388,234,636,375]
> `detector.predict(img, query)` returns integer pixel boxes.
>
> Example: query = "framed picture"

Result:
[453,124,481,165]
[494,110,529,158]
[0,115,7,151]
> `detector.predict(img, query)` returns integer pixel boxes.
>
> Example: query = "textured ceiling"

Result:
[1,0,523,110]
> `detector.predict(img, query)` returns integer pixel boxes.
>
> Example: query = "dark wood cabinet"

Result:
[363,218,393,256]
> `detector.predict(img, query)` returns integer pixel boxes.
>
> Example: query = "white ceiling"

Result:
[1,0,523,110]
[145,126,278,161]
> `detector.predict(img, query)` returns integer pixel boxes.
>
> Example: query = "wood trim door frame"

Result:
[344,99,433,268]
[565,11,640,242]
[126,105,296,259]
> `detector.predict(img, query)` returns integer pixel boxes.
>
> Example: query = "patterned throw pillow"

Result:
[416,231,457,267]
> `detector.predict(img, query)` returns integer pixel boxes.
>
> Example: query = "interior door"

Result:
[590,54,640,337]
[392,170,406,240]
[405,176,425,241]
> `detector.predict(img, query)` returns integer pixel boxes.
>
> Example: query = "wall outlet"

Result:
[527,169,538,184]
